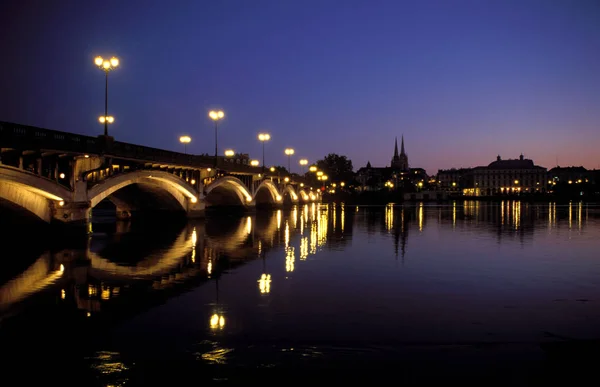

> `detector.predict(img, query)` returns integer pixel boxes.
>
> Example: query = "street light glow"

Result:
[258,133,271,141]
[179,135,191,144]
[95,56,119,71]
[284,148,295,156]
[250,160,260,166]
[209,110,225,120]
[309,165,317,172]
[299,159,308,166]
[224,149,235,157]
[98,116,115,123]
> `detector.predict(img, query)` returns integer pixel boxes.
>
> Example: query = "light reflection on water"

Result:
[1,201,600,383]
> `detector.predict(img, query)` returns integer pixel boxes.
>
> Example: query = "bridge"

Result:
[0,121,320,233]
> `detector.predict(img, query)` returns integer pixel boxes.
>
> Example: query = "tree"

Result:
[315,153,355,184]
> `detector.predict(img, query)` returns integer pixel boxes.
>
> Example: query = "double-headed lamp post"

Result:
[94,56,119,136]
[209,110,225,168]
[284,148,295,174]
[258,133,270,172]
[299,159,308,175]
[179,135,191,154]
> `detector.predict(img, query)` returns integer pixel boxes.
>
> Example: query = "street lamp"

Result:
[258,133,270,172]
[250,160,260,167]
[224,149,235,157]
[98,116,114,124]
[299,159,308,174]
[94,55,119,136]
[209,110,225,167]
[309,165,317,173]
[284,148,295,173]
[179,135,191,154]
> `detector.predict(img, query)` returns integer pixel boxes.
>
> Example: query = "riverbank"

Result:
[321,191,600,205]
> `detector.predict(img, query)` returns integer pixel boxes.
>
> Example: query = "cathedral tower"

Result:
[391,135,409,170]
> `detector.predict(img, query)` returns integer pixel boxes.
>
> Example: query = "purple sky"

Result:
[1,0,599,174]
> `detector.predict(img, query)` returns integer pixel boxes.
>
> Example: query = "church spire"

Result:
[400,135,405,155]
[394,137,399,157]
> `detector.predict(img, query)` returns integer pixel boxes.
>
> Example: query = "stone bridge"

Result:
[0,121,320,233]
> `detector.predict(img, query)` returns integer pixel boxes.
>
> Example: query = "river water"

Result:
[1,201,600,385]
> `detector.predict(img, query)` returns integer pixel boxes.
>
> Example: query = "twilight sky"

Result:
[1,0,599,174]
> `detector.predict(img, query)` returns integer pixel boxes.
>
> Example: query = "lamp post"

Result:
[299,159,308,175]
[98,115,115,127]
[179,135,191,154]
[284,148,295,174]
[224,149,235,157]
[209,110,225,168]
[258,133,270,173]
[94,56,119,136]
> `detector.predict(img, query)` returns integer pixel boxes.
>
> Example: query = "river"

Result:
[1,201,599,385]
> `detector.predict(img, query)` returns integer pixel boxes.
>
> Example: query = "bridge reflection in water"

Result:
[1,200,594,323]
[0,202,343,321]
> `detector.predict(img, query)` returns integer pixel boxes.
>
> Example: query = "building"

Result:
[465,154,547,196]
[436,168,472,194]
[391,135,409,170]
[548,166,590,186]
[356,136,427,191]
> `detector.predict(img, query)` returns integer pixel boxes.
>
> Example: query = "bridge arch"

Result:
[88,170,199,210]
[298,189,310,202]
[253,179,281,205]
[204,176,253,207]
[0,165,71,222]
[282,185,299,203]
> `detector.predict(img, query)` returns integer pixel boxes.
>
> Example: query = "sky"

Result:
[0,0,599,174]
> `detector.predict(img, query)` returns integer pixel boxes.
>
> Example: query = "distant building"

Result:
[466,154,547,196]
[548,166,590,186]
[390,136,409,170]
[356,136,427,191]
[436,168,472,194]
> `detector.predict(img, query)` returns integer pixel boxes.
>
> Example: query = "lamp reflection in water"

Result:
[385,203,394,231]
[209,277,225,330]
[300,237,309,260]
[246,216,252,235]
[285,222,290,250]
[210,313,225,330]
[286,247,295,273]
[191,227,197,263]
[258,274,271,294]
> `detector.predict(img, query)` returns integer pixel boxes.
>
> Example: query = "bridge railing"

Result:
[0,121,264,174]
[0,121,100,153]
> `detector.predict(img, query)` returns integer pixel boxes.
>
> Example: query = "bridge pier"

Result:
[115,207,132,220]
[51,201,92,235]
[187,198,206,218]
